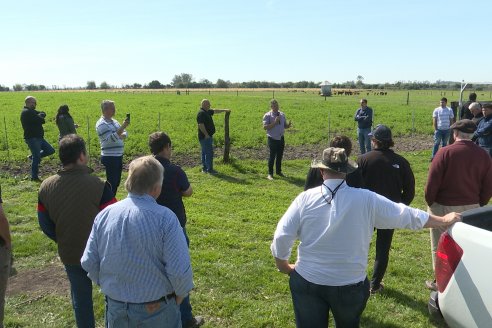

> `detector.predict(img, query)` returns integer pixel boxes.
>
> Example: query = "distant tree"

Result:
[356,75,364,88]
[86,81,97,90]
[0,85,9,91]
[100,81,110,89]
[146,80,164,89]
[132,83,142,89]
[216,79,230,88]
[25,84,39,91]
[172,73,193,88]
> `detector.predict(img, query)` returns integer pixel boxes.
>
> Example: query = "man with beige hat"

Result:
[271,147,461,328]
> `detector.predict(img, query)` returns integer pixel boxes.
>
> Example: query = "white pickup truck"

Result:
[428,206,492,327]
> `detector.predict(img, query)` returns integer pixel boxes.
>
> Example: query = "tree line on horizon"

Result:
[1,73,490,92]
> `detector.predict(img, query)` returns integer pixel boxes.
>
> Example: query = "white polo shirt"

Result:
[271,179,428,286]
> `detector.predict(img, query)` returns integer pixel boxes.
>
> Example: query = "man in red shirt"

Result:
[424,119,492,290]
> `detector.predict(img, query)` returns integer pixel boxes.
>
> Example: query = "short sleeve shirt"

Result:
[155,156,190,227]
[196,109,215,140]
[433,107,454,130]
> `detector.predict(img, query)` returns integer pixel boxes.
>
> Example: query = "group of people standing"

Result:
[16,96,207,327]
[271,118,492,327]
[432,94,492,159]
[4,94,491,327]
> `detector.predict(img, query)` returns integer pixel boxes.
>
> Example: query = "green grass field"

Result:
[1,89,489,327]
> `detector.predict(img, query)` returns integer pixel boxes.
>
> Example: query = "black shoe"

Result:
[208,170,218,175]
[370,282,384,294]
[425,280,437,291]
[277,172,285,177]
[30,177,42,182]
[183,316,204,328]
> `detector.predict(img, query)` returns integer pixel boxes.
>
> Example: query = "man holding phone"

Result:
[96,100,129,196]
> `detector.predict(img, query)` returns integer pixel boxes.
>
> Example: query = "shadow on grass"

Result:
[369,287,448,328]
[210,172,249,184]
[280,175,306,188]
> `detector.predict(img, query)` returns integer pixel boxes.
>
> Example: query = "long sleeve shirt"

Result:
[81,193,194,303]
[354,107,373,129]
[95,116,126,156]
[474,115,492,154]
[20,107,45,139]
[425,140,492,207]
[271,180,428,286]
[357,149,415,205]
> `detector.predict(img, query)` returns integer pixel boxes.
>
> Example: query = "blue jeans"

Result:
[432,129,450,158]
[105,296,181,328]
[64,264,95,328]
[199,137,214,172]
[180,228,193,324]
[357,128,371,154]
[25,137,55,179]
[289,270,369,328]
[101,156,123,196]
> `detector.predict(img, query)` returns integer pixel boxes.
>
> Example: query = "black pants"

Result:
[370,229,394,289]
[268,136,285,175]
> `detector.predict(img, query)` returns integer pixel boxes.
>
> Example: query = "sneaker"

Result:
[425,280,437,291]
[30,177,42,182]
[201,169,208,174]
[183,316,204,328]
[267,175,274,180]
[370,282,384,294]
[27,154,33,161]
[277,172,286,177]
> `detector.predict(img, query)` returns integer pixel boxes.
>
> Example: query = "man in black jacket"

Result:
[357,125,415,294]
[20,96,55,181]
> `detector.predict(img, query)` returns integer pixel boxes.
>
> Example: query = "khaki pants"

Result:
[428,202,478,271]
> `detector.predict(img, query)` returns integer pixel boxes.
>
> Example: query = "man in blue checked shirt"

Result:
[81,156,194,328]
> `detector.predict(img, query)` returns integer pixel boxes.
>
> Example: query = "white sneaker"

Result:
[267,175,274,180]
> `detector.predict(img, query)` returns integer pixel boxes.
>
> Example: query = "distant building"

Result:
[320,81,332,96]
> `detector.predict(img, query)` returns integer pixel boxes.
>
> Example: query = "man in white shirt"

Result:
[271,147,461,328]
[431,97,455,160]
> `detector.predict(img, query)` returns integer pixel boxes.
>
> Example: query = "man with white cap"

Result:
[271,147,461,328]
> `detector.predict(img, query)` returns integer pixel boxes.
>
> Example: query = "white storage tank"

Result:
[320,81,332,96]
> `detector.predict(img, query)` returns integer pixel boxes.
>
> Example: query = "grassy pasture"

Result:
[2,89,485,165]
[1,89,489,327]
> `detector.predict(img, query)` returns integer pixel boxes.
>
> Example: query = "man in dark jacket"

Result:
[357,125,415,294]
[460,92,478,120]
[38,134,116,328]
[20,96,55,181]
[354,99,373,154]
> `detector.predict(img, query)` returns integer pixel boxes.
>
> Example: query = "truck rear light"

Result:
[435,232,463,293]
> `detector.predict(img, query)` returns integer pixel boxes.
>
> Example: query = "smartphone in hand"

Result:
[126,113,131,123]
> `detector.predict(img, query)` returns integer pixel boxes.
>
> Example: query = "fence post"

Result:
[86,116,92,168]
[223,111,231,163]
[158,112,161,131]
[406,91,410,105]
[272,90,275,99]
[3,117,10,163]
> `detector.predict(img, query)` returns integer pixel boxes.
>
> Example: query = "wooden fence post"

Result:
[223,111,231,163]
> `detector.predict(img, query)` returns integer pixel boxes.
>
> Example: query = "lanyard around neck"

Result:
[321,180,345,205]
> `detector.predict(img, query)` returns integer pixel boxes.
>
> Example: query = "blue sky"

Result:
[1,0,490,88]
